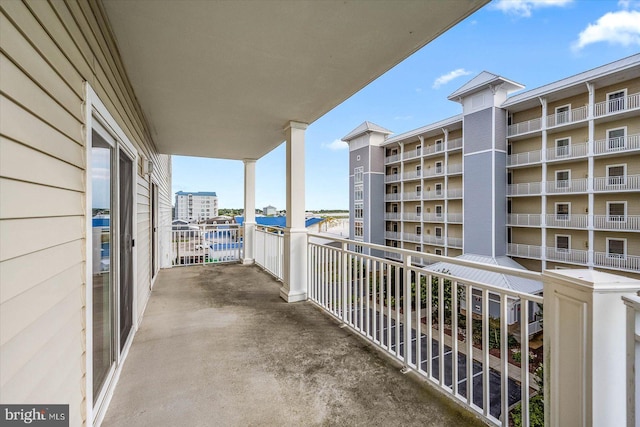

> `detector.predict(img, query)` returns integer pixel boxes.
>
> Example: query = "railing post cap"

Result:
[542,268,640,292]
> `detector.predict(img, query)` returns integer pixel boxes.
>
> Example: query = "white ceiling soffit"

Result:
[102,0,488,160]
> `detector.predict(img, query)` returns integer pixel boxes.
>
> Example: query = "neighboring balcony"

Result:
[385,231,401,240]
[385,173,401,183]
[594,133,640,156]
[507,214,542,227]
[507,175,640,196]
[594,174,640,192]
[594,215,640,231]
[508,214,640,231]
[402,212,422,221]
[385,212,401,220]
[385,153,401,164]
[507,91,640,138]
[545,214,588,228]
[403,191,422,201]
[403,232,422,243]
[385,192,401,201]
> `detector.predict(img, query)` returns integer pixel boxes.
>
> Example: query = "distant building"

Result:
[263,205,277,216]
[175,191,219,221]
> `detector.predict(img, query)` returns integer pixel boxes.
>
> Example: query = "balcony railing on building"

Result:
[508,175,640,195]
[254,225,284,280]
[170,223,242,266]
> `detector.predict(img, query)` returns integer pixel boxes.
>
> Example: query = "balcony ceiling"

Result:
[101,0,487,160]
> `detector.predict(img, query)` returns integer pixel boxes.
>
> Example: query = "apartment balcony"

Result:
[385,153,402,165]
[423,190,445,200]
[507,150,542,167]
[385,173,401,183]
[422,142,445,156]
[423,214,445,223]
[403,148,422,160]
[507,91,640,138]
[594,174,640,192]
[447,137,463,151]
[403,212,422,221]
[403,232,422,243]
[447,236,463,248]
[546,141,589,162]
[447,188,464,199]
[447,163,463,175]
[594,252,640,271]
[385,231,401,240]
[383,251,403,261]
[507,182,542,196]
[403,170,422,181]
[546,247,589,265]
[546,178,588,194]
[385,192,401,201]
[507,243,543,259]
[545,214,589,229]
[447,212,463,223]
[594,133,640,156]
[403,191,422,201]
[509,175,640,196]
[423,167,445,178]
[422,234,445,245]
[507,214,542,227]
[594,215,640,231]
[385,212,402,220]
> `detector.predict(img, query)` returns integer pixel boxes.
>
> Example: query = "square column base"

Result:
[279,287,306,303]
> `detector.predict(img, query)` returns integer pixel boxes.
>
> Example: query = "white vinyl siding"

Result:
[0,1,172,425]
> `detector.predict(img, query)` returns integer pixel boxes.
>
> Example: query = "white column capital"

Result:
[242,158,257,165]
[284,121,308,132]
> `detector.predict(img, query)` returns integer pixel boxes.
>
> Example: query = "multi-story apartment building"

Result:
[345,54,639,279]
[175,191,219,222]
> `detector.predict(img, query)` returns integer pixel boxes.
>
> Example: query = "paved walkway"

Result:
[102,264,485,427]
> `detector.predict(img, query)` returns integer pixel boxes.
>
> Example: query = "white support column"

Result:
[281,121,308,302]
[539,97,548,270]
[543,269,640,427]
[586,82,595,268]
[242,159,256,265]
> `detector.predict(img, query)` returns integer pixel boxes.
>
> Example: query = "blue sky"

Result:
[172,0,640,210]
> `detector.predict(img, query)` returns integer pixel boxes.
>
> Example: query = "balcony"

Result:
[385,192,401,201]
[447,212,463,223]
[507,182,542,196]
[103,264,483,426]
[545,214,588,229]
[507,150,542,167]
[594,252,640,271]
[545,105,588,129]
[546,141,589,162]
[594,91,640,117]
[447,163,463,175]
[447,137,463,151]
[403,191,422,201]
[594,133,640,156]
[385,231,401,240]
[403,212,422,221]
[384,153,401,164]
[403,170,422,181]
[385,173,401,183]
[594,174,640,192]
[403,148,422,160]
[546,178,588,194]
[507,117,542,137]
[403,232,422,243]
[385,212,402,220]
[507,214,542,227]
[594,215,640,231]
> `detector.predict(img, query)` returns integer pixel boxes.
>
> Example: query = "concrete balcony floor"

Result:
[103,264,484,426]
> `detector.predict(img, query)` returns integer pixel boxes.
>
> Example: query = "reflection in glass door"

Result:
[119,151,134,350]
[91,129,114,403]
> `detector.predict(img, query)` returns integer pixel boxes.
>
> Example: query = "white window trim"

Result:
[606,88,627,113]
[555,104,571,123]
[435,161,443,174]
[555,137,571,157]
[555,202,571,220]
[435,204,443,218]
[435,226,443,238]
[435,248,443,256]
[416,226,422,235]
[555,234,571,252]
[435,183,443,196]
[606,201,627,222]
[606,163,627,185]
[606,237,627,259]
[606,126,627,149]
[555,169,571,189]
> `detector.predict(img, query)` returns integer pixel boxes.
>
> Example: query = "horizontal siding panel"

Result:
[0,5,85,96]
[0,240,83,305]
[0,216,83,262]
[0,138,84,191]
[0,54,82,141]
[0,13,82,117]
[0,263,81,346]
[0,96,84,167]
[1,288,82,402]
[0,178,83,220]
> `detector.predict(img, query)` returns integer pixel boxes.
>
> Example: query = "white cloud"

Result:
[322,139,348,151]
[491,0,573,18]
[573,10,640,50]
[432,68,472,89]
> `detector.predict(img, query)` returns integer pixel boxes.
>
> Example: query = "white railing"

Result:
[447,237,463,248]
[447,138,463,151]
[403,212,422,221]
[403,191,422,200]
[507,117,542,137]
[447,212,463,223]
[403,170,422,180]
[385,193,401,201]
[594,91,640,117]
[507,214,542,227]
[423,190,445,200]
[507,182,542,196]
[255,225,284,280]
[447,163,463,174]
[423,214,445,222]
[594,252,640,272]
[307,238,544,426]
[545,214,588,229]
[422,235,446,245]
[385,153,401,164]
[593,215,640,231]
[423,167,445,178]
[447,188,463,199]
[385,231,401,240]
[546,141,588,162]
[623,295,640,427]
[546,178,588,194]
[594,174,640,191]
[423,142,445,156]
[546,105,588,128]
[403,148,421,160]
[403,232,422,243]
[594,133,640,155]
[546,247,588,265]
[507,150,542,167]
[171,223,242,266]
[507,243,542,259]
[385,212,401,220]
[385,174,400,183]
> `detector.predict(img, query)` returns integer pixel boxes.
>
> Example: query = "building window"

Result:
[354,166,363,184]
[416,226,422,235]
[435,205,443,218]
[435,227,442,238]
[435,183,443,196]
[435,139,444,152]
[416,145,422,155]
[607,128,626,150]
[391,203,398,213]
[555,170,570,188]
[416,245,421,252]
[354,184,363,201]
[435,161,443,174]
[354,203,363,219]
[435,248,443,255]
[607,201,626,222]
[607,164,626,186]
[354,222,364,237]
[416,185,422,196]
[556,235,570,252]
[555,105,570,124]
[355,245,363,253]
[607,89,626,113]
[556,138,570,157]
[607,238,626,258]
[416,165,422,176]
[416,206,422,215]
[555,203,570,220]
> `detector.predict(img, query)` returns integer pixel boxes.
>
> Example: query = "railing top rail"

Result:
[622,294,640,310]
[307,233,542,281]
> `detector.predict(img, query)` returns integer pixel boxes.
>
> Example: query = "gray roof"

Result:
[448,71,523,101]
[503,53,640,107]
[342,121,393,141]
[426,254,543,295]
